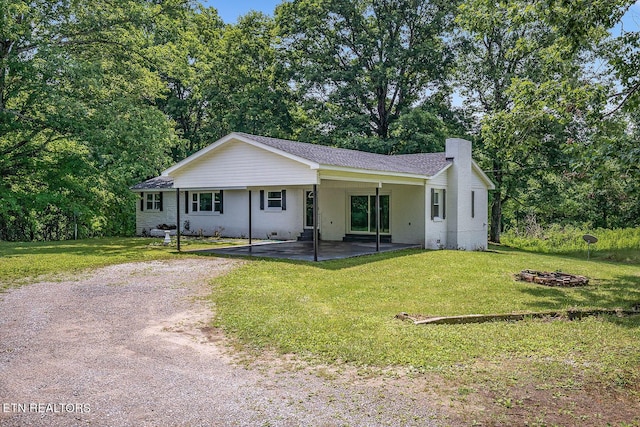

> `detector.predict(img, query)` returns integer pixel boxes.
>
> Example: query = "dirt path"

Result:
[0,258,440,426]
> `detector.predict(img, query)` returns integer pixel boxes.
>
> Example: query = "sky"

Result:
[617,2,640,33]
[201,0,281,23]
[202,0,640,32]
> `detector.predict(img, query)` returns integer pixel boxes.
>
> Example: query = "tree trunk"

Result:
[490,191,502,243]
[489,160,503,243]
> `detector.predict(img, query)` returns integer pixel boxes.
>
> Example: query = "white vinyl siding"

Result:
[136,191,175,234]
[185,188,300,239]
[428,170,448,187]
[389,184,425,245]
[172,139,318,188]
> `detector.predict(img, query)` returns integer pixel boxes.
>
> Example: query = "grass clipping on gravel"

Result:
[211,248,640,386]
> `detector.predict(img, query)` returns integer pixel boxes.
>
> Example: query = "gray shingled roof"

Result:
[130,176,174,190]
[235,132,451,176]
[132,133,451,190]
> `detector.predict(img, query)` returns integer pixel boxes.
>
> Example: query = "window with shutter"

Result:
[430,188,446,220]
[145,193,162,211]
[267,191,282,208]
[260,190,286,211]
[190,192,222,213]
[432,190,440,218]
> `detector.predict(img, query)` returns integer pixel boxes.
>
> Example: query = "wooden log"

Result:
[410,309,640,325]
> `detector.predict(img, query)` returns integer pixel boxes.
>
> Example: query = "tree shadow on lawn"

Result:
[194,248,427,271]
[0,238,162,257]
[516,273,640,324]
[494,243,640,265]
[497,244,640,297]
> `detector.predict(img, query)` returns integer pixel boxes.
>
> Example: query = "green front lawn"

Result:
[211,245,640,423]
[212,247,640,384]
[1,237,638,423]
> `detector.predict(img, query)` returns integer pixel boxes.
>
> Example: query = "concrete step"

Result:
[297,229,320,241]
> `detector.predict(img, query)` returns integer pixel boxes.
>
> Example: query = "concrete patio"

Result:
[192,240,421,261]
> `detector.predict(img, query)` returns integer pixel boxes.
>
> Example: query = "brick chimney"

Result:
[445,138,473,249]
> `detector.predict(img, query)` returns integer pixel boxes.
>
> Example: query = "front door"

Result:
[349,194,389,233]
[304,190,314,229]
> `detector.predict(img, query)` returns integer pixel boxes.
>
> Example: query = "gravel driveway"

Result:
[0,258,440,426]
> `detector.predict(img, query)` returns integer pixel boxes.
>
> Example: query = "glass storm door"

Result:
[349,195,389,233]
[304,191,314,228]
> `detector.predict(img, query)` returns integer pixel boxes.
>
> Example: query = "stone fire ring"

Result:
[517,270,589,287]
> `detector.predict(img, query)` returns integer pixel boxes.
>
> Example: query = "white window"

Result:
[146,193,161,211]
[430,188,446,220]
[267,191,282,208]
[260,189,286,211]
[433,191,440,218]
[191,192,221,213]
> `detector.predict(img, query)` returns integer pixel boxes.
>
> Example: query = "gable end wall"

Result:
[171,139,318,188]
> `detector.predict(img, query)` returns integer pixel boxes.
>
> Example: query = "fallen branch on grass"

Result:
[395,307,640,325]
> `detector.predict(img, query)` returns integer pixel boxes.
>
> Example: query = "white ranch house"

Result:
[132,132,494,250]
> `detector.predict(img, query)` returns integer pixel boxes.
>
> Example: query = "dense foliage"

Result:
[0,0,637,241]
[0,0,185,240]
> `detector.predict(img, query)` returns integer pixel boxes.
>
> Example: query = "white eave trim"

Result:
[176,186,248,191]
[162,132,320,176]
[318,164,429,180]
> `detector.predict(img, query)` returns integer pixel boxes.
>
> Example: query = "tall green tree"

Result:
[153,5,225,157]
[211,11,296,141]
[563,112,640,229]
[454,0,606,242]
[276,0,456,149]
[157,8,295,159]
[534,0,638,113]
[503,0,640,231]
[0,0,185,240]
